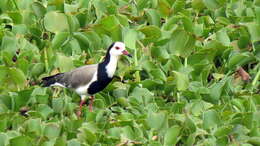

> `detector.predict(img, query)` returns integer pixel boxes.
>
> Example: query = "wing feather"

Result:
[62,64,98,89]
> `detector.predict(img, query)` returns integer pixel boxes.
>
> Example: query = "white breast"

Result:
[75,71,98,95]
[106,55,118,78]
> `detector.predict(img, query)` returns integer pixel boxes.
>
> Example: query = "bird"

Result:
[41,42,132,116]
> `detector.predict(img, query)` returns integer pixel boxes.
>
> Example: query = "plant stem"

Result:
[11,0,19,10]
[252,64,260,87]
[184,57,187,67]
[44,48,49,72]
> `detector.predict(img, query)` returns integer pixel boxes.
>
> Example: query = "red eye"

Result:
[115,46,120,50]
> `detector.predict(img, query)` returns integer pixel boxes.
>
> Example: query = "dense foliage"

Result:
[0,0,259,145]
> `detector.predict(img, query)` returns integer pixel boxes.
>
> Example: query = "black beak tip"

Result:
[127,54,132,58]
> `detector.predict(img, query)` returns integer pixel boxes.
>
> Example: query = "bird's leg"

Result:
[77,95,86,117]
[89,95,94,112]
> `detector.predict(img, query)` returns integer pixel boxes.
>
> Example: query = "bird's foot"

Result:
[89,96,94,112]
[76,110,82,117]
[77,99,86,117]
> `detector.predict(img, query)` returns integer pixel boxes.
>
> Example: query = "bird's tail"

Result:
[41,73,64,87]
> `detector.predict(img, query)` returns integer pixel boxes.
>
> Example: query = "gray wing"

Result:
[62,64,98,89]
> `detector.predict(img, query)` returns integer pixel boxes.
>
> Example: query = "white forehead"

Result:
[113,42,125,48]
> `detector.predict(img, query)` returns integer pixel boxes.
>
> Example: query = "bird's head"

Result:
[109,42,132,57]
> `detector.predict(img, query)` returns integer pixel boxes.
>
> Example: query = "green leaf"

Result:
[246,23,260,42]
[164,125,181,146]
[214,126,232,137]
[43,123,61,139]
[31,2,46,18]
[208,78,227,103]
[123,29,138,50]
[8,68,26,89]
[168,29,195,57]
[0,133,8,146]
[216,29,230,46]
[25,118,42,135]
[192,0,205,11]
[10,136,32,146]
[55,54,74,72]
[14,89,33,111]
[227,52,255,69]
[248,137,260,145]
[36,104,54,120]
[67,139,81,146]
[150,69,167,81]
[203,0,220,9]
[173,71,189,91]
[52,32,70,50]
[147,111,167,130]
[52,98,64,113]
[139,25,161,43]
[44,11,69,33]
[146,9,161,26]
[100,15,120,31]
[203,110,220,130]
[31,63,45,77]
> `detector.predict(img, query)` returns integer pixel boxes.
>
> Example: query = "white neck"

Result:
[105,55,118,78]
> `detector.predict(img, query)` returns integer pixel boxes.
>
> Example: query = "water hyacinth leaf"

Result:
[52,98,64,113]
[67,139,81,146]
[203,110,220,129]
[158,0,171,17]
[216,29,230,46]
[186,133,196,146]
[246,23,260,42]
[100,15,120,31]
[52,32,70,50]
[31,2,46,18]
[55,54,74,72]
[78,128,97,145]
[184,116,196,132]
[25,118,42,135]
[73,32,90,48]
[168,29,195,57]
[182,16,194,33]
[256,6,260,24]
[164,125,181,146]
[146,9,161,26]
[151,46,170,60]
[8,12,23,24]
[173,71,189,91]
[0,66,8,83]
[44,11,69,33]
[8,68,27,89]
[0,133,8,146]
[123,29,138,49]
[121,126,135,140]
[214,126,232,137]
[248,137,260,145]
[14,89,33,111]
[12,24,27,35]
[139,25,161,43]
[67,14,80,32]
[10,136,32,146]
[64,3,79,13]
[36,104,54,120]
[150,68,167,81]
[31,63,45,77]
[203,0,220,9]
[172,0,185,13]
[44,123,61,139]
[227,52,255,69]
[208,78,227,103]
[192,0,205,10]
[147,111,167,130]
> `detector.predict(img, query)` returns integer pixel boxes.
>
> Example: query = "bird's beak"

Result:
[122,50,132,57]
